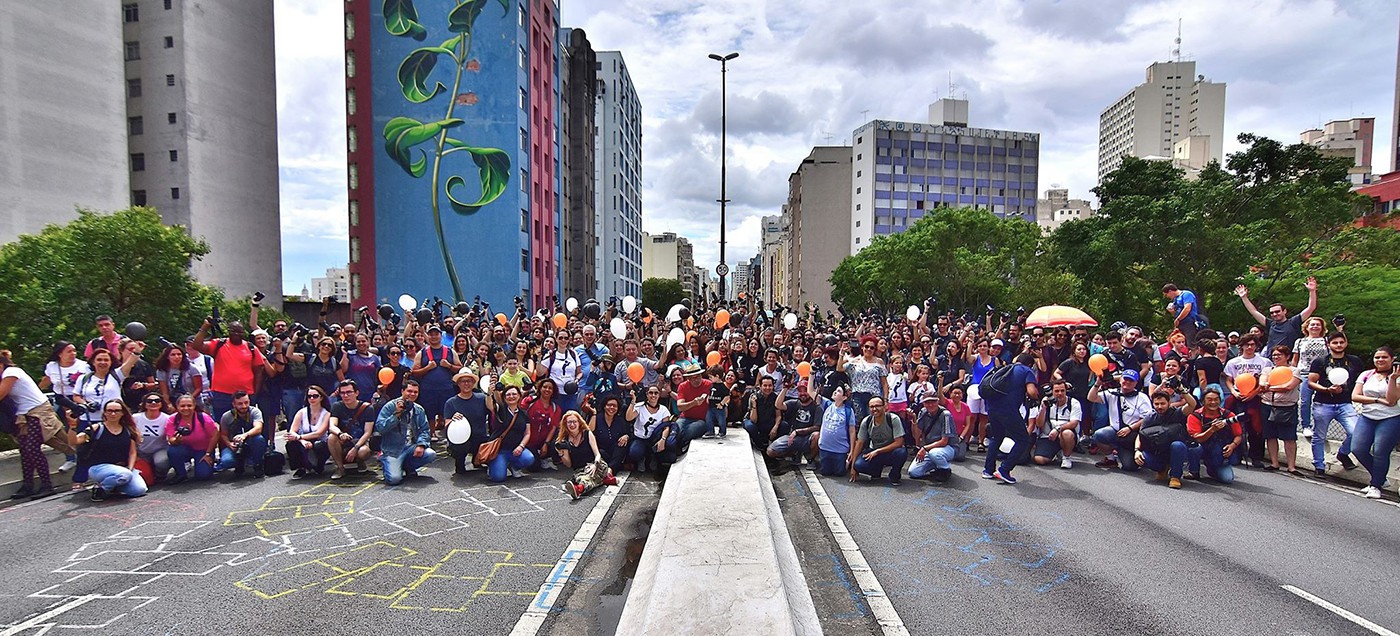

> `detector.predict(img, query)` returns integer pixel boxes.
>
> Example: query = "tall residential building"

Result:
[1,2,129,243]
[784,146,852,309]
[746,254,762,301]
[694,267,714,303]
[559,28,597,301]
[761,212,791,306]
[850,98,1040,253]
[640,231,695,298]
[1301,117,1376,186]
[124,0,282,300]
[1391,12,1399,173]
[310,267,350,302]
[732,261,751,301]
[1098,60,1226,182]
[1034,188,1095,233]
[594,51,643,300]
[346,0,561,309]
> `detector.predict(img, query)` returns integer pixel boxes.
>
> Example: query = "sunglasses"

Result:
[104,408,125,413]
[307,393,323,399]
[143,399,163,405]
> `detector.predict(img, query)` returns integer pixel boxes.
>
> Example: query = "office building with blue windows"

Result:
[848,98,1040,253]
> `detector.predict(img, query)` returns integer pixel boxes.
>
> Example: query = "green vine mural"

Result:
[382,0,511,301]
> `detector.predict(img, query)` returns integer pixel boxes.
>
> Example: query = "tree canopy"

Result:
[641,277,685,315]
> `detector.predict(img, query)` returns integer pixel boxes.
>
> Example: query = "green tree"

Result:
[0,207,278,373]
[1239,264,1400,353]
[641,277,685,314]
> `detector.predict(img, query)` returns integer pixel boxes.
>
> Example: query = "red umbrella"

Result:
[1025,305,1098,328]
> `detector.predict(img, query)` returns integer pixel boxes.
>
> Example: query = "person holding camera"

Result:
[980,353,1040,484]
[374,379,437,485]
[1186,387,1243,483]
[1235,277,1318,353]
[1135,389,1196,489]
[1350,347,1400,499]
[213,391,267,478]
[626,385,674,474]
[163,394,219,484]
[908,393,960,483]
[411,324,461,442]
[193,318,269,423]
[849,397,909,485]
[70,400,147,501]
[1031,380,1082,469]
[70,348,137,478]
[1088,368,1153,471]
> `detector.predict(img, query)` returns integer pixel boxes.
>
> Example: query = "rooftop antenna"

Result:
[821,131,834,144]
[1173,18,1181,62]
[860,109,870,122]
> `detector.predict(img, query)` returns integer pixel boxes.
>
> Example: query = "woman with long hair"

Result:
[964,338,999,452]
[556,410,616,500]
[524,379,562,466]
[845,335,889,424]
[163,394,219,484]
[488,385,534,482]
[71,400,147,500]
[286,385,332,478]
[589,395,632,471]
[133,392,171,481]
[1292,316,1329,438]
[1350,347,1400,499]
[626,385,674,474]
[155,344,203,413]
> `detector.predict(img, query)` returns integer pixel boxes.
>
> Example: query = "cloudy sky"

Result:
[274,0,1399,295]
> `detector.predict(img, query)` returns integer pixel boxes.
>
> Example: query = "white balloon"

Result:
[622,295,637,313]
[1327,367,1350,386]
[667,304,683,323]
[783,313,798,330]
[610,317,628,340]
[906,305,921,321]
[666,327,685,350]
[398,294,417,312]
[446,418,471,445]
[566,297,579,312]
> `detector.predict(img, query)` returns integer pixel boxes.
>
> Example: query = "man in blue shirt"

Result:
[375,379,436,485]
[1162,284,1207,345]
[981,352,1040,484]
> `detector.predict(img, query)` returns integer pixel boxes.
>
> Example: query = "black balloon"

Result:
[583,302,602,320]
[564,381,579,395]
[680,298,691,308]
[415,308,434,324]
[678,308,691,321]
[124,321,148,340]
[455,301,470,316]
[378,304,396,321]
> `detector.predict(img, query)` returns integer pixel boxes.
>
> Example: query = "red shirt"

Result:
[208,338,267,394]
[677,379,712,420]
[524,396,561,452]
[1186,409,1242,439]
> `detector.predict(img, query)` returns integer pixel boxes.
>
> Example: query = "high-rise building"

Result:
[345,0,561,310]
[559,28,597,302]
[1391,12,1399,173]
[783,146,852,309]
[732,261,750,301]
[640,231,695,298]
[1034,188,1095,233]
[1,2,129,244]
[850,98,1040,253]
[1301,117,1376,186]
[594,51,643,300]
[310,267,350,302]
[1098,60,1226,182]
[123,0,282,300]
[760,213,791,306]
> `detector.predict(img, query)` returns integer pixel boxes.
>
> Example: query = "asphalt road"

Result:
[0,453,660,636]
[778,454,1400,636]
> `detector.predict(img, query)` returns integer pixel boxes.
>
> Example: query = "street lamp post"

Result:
[708,52,737,302]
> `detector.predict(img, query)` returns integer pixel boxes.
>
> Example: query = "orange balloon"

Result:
[706,351,721,367]
[796,361,812,378]
[686,330,697,343]
[714,309,730,329]
[685,317,694,330]
[377,367,395,386]
[496,313,508,326]
[627,362,645,383]
[552,313,567,329]
[1268,366,1294,387]
[1088,354,1109,375]
[1235,372,1258,397]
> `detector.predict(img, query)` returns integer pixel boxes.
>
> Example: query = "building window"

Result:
[124,41,141,61]
[164,0,172,9]
[164,36,174,48]
[520,88,527,111]
[128,116,143,135]
[122,3,139,22]
[166,74,176,86]
[855,237,861,245]
[349,164,358,189]
[130,153,145,172]
[132,190,147,206]
[349,200,359,226]
[126,78,141,98]
[344,12,355,40]
[856,187,861,194]
[519,45,527,69]
[521,249,529,272]
[169,149,178,162]
[350,273,361,300]
[346,50,356,77]
[856,153,862,160]
[346,88,356,116]
[349,237,360,263]
[520,168,528,192]
[521,208,528,232]
[855,220,861,227]
[170,187,181,200]
[167,112,177,124]
[347,126,358,152]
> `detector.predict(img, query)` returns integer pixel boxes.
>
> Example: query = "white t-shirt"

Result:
[44,359,91,397]
[133,412,169,455]
[1037,398,1083,437]
[1356,370,1400,419]
[74,371,126,422]
[1102,390,1153,431]
[1223,354,1273,383]
[633,403,671,439]
[4,366,50,413]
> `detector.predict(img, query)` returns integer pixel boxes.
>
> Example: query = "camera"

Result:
[1164,376,1183,390]
[176,425,192,437]
[208,306,224,335]
[1333,313,1345,327]
[85,401,103,414]
[158,336,177,351]
[252,291,266,304]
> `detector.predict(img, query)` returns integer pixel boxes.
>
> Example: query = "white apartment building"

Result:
[1301,117,1376,186]
[594,51,643,300]
[310,267,350,302]
[1034,188,1095,233]
[1098,61,1226,182]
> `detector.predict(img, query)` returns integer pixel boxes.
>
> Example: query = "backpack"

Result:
[978,363,1019,401]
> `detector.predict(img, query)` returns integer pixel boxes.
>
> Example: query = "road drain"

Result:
[594,507,654,635]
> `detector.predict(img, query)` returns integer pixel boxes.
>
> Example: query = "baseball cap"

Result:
[1227,331,1240,338]
[1121,369,1140,382]
[426,324,442,333]
[991,338,1005,347]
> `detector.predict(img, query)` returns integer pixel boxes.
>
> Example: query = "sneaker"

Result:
[1362,486,1382,499]
[575,483,586,498]
[1183,471,1198,480]
[90,487,108,502]
[540,459,556,471]
[508,467,521,479]
[57,460,76,473]
[1315,467,1327,477]
[980,470,996,480]
[931,468,951,484]
[1337,453,1357,470]
[1168,477,1182,489]
[702,432,715,439]
[888,474,902,486]
[167,474,187,485]
[562,481,579,500]
[1060,457,1073,470]
[29,485,56,500]
[1302,427,1314,440]
[602,474,618,486]
[356,459,369,472]
[993,469,1017,485]
[291,469,306,479]
[331,467,346,480]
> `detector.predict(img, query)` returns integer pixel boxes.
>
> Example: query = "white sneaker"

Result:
[1060,457,1073,470]
[1302,427,1313,440]
[540,459,556,471]
[1362,485,1383,499]
[57,460,76,473]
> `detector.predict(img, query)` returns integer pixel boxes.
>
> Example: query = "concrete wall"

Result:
[0,2,129,242]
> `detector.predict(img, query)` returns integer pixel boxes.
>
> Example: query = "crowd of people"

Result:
[0,278,1396,504]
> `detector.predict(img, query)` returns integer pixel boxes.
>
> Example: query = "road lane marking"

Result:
[509,472,630,636]
[802,470,909,636]
[1282,585,1399,636]
[0,594,100,635]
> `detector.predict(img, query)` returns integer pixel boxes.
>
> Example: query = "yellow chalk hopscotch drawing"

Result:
[223,480,378,537]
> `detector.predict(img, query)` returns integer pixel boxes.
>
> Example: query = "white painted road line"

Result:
[802,470,909,636]
[1282,585,1400,636]
[1,594,100,636]
[509,472,630,636]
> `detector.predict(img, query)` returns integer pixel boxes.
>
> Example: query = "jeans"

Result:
[209,391,235,424]
[1092,426,1139,470]
[1090,401,1109,431]
[1352,414,1400,489]
[487,447,535,482]
[286,439,330,474]
[167,445,215,481]
[817,450,848,476]
[706,407,727,436]
[851,392,873,424]
[382,447,437,485]
[138,449,170,480]
[1225,396,1264,465]
[1187,440,1235,483]
[676,417,708,448]
[280,388,305,430]
[1139,441,1188,478]
[1311,402,1358,469]
[1298,384,1314,432]
[628,434,677,470]
[984,410,1030,477]
[909,445,957,479]
[214,435,268,474]
[853,447,908,481]
[87,463,149,497]
[744,419,777,450]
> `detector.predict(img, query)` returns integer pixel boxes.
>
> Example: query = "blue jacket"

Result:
[375,398,430,457]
